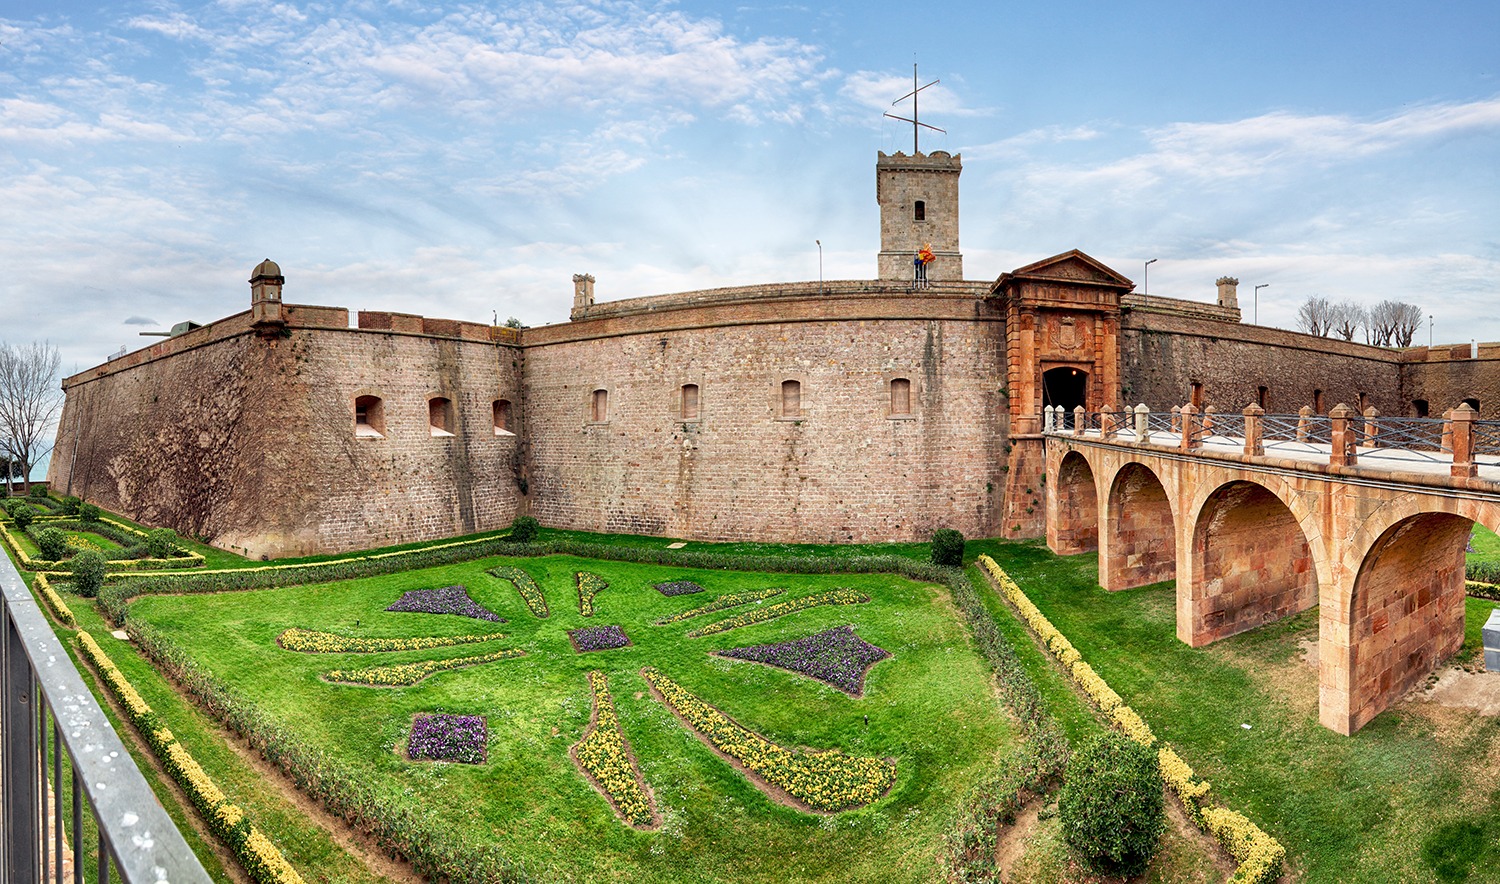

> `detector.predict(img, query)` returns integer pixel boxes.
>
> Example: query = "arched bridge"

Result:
[1043,402,1500,734]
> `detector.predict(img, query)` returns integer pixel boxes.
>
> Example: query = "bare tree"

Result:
[1295,296,1335,337]
[1366,300,1424,347]
[0,341,63,494]
[1331,301,1365,341]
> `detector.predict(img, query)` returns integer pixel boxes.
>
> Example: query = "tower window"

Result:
[591,389,609,423]
[354,395,384,438]
[493,399,513,435]
[914,200,925,221]
[681,384,700,421]
[890,378,912,416]
[780,380,802,418]
[428,397,455,437]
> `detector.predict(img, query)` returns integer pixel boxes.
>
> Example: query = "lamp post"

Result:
[1429,314,1433,348]
[1254,284,1269,325]
[816,240,823,295]
[1143,258,1157,295]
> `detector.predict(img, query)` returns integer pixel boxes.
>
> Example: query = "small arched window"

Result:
[1462,397,1481,413]
[1257,386,1269,409]
[354,395,384,438]
[890,378,912,416]
[681,384,700,421]
[591,389,609,423]
[1313,389,1324,414]
[493,399,513,436]
[1412,399,1430,418]
[780,380,802,418]
[428,397,455,437]
[914,200,926,221]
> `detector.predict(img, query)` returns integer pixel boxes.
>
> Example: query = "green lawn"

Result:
[1470,524,1500,565]
[127,553,1015,883]
[985,540,1500,884]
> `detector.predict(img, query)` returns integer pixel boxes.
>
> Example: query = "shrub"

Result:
[71,550,107,597]
[1059,731,1167,877]
[28,484,47,500]
[34,527,68,561]
[61,496,82,515]
[78,502,101,522]
[144,528,181,559]
[5,498,35,529]
[931,528,965,567]
[507,515,539,543]
[1468,560,1500,586]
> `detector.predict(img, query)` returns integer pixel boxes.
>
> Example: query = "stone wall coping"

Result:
[566,279,989,319]
[1120,292,1241,323]
[1398,342,1500,364]
[1124,309,1405,363]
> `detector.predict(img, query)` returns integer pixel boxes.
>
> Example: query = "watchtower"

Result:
[249,258,286,337]
[876,151,963,282]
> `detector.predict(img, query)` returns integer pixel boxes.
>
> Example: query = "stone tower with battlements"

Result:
[876,150,963,282]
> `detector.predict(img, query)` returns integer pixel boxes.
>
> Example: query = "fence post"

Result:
[1297,405,1313,443]
[1171,405,1182,435]
[1202,404,1216,435]
[1243,404,1265,456]
[1043,405,1054,433]
[1134,403,1150,442]
[2,600,40,883]
[1363,406,1379,447]
[1180,403,1200,451]
[1329,403,1357,466]
[1451,403,1478,478]
[1100,404,1117,440]
[1442,408,1453,454]
[1074,405,1086,437]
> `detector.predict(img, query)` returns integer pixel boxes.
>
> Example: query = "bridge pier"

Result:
[1100,462,1175,591]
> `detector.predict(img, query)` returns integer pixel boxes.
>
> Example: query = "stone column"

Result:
[1297,405,1313,443]
[1074,405,1087,437]
[1180,403,1200,452]
[1134,403,1149,442]
[1171,405,1182,435]
[1202,404,1216,435]
[1329,403,1357,466]
[1043,405,1055,433]
[1243,404,1265,456]
[1442,408,1454,454]
[1451,403,1478,478]
[1100,404,1117,440]
[1363,406,1380,447]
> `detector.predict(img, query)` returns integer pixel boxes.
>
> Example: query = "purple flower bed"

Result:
[569,624,631,653]
[654,580,705,597]
[408,713,487,764]
[717,626,890,696]
[385,585,504,622]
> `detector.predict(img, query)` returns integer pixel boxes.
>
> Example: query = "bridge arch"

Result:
[1049,450,1100,555]
[1181,479,1318,647]
[1100,461,1176,591]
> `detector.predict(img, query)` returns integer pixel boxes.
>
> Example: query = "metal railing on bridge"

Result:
[1,550,211,882]
[1043,402,1500,478]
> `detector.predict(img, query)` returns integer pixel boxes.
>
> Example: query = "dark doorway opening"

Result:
[1043,366,1089,413]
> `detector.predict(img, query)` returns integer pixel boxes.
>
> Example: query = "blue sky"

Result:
[3,0,1498,376]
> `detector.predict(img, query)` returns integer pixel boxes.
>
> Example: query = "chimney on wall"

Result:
[571,273,596,319]
[1215,276,1239,311]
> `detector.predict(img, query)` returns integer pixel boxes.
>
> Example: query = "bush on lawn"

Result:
[145,528,181,559]
[35,527,68,561]
[28,484,47,500]
[931,528,965,568]
[60,495,82,515]
[71,550,107,598]
[5,498,35,529]
[1059,731,1166,877]
[507,515,539,544]
[78,502,101,522]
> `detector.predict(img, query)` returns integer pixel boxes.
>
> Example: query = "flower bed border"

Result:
[567,624,632,654]
[713,625,890,697]
[322,647,526,687]
[654,587,785,625]
[976,554,1285,884]
[277,628,508,654]
[686,588,870,637]
[571,671,657,829]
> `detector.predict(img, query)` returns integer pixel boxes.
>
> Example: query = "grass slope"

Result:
[985,540,1500,884]
[128,553,1015,883]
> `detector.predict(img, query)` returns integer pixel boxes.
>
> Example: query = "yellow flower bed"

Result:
[277,628,507,653]
[573,671,655,827]
[644,667,895,812]
[74,632,305,884]
[324,647,525,686]
[975,555,1284,884]
[35,574,76,628]
[576,571,608,617]
[654,587,785,625]
[487,565,549,617]
[686,588,870,638]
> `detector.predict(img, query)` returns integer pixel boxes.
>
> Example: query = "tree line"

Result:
[1294,297,1424,347]
[0,341,63,495]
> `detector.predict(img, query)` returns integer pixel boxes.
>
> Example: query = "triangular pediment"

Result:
[994,249,1134,292]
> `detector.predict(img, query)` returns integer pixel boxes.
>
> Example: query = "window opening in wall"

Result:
[780,379,802,418]
[1313,389,1324,414]
[1412,399,1430,418]
[1462,397,1481,413]
[1190,381,1204,409]
[890,378,912,415]
[1358,392,1368,414]
[681,383,700,421]
[1041,367,1088,413]
[428,397,455,437]
[591,389,609,423]
[354,395,384,438]
[914,200,926,221]
[493,399,513,436]
[1257,386,1269,409]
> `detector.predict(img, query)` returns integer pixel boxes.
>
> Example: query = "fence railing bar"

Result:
[72,765,83,884]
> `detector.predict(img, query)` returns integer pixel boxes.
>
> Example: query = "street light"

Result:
[816,240,823,295]
[1143,258,1157,295]
[1429,314,1433,348]
[1254,284,1269,325]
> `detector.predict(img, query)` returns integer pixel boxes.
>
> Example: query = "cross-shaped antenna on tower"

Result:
[884,63,946,153]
